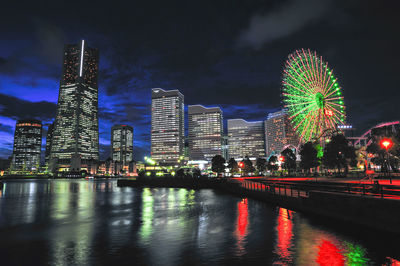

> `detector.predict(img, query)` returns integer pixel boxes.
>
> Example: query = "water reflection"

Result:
[0,180,399,265]
[275,208,294,263]
[235,198,248,256]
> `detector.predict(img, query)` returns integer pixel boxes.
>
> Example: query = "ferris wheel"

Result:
[282,49,346,143]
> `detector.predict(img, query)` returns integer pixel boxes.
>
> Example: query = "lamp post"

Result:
[380,138,393,184]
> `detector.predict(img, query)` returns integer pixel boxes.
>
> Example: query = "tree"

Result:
[281,148,296,175]
[192,168,201,178]
[299,142,319,173]
[176,168,185,178]
[227,158,239,176]
[267,155,279,173]
[322,134,356,175]
[256,157,267,175]
[367,129,400,173]
[242,156,255,175]
[211,155,226,176]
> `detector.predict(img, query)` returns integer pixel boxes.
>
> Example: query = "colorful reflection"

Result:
[344,242,369,265]
[235,198,248,255]
[275,208,294,263]
[316,240,345,265]
[139,188,154,241]
[386,257,400,265]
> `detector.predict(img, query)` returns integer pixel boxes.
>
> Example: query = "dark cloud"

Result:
[237,0,332,49]
[0,93,56,122]
[34,20,66,65]
[0,123,14,134]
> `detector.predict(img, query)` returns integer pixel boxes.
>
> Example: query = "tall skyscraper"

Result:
[227,119,265,160]
[50,40,99,171]
[151,88,184,165]
[265,109,299,157]
[45,122,54,165]
[188,105,223,161]
[11,119,42,171]
[111,125,133,165]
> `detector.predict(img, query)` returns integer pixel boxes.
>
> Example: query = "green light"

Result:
[344,242,369,265]
[315,92,325,109]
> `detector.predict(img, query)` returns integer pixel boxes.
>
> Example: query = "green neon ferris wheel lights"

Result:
[282,49,346,143]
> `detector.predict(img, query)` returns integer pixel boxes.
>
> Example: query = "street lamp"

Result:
[379,138,393,183]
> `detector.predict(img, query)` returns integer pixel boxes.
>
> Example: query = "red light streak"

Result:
[237,199,248,237]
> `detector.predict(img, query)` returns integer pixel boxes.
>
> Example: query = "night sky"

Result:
[1,0,399,161]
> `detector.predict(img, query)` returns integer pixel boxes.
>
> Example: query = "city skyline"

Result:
[1,0,399,161]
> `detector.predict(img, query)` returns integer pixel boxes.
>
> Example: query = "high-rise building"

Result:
[151,88,184,165]
[45,122,54,164]
[111,125,133,165]
[50,40,99,171]
[188,105,223,161]
[227,119,265,160]
[11,119,42,171]
[265,109,299,157]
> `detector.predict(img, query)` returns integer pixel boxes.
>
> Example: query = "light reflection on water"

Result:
[0,179,399,265]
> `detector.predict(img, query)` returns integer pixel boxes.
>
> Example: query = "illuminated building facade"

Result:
[50,40,99,171]
[188,105,223,161]
[151,88,185,165]
[151,88,184,165]
[227,119,265,159]
[265,109,299,156]
[111,125,133,165]
[45,122,54,164]
[11,119,42,171]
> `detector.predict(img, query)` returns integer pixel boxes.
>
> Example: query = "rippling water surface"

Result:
[0,179,399,265]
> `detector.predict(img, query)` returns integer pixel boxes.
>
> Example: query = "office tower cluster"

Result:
[9,40,135,176]
[150,89,300,166]
[8,39,300,175]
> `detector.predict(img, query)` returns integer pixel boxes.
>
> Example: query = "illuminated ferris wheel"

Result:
[282,49,346,143]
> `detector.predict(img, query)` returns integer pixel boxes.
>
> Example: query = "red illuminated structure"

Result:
[324,109,333,117]
[279,156,285,162]
[380,138,393,151]
[238,162,244,168]
[380,138,394,183]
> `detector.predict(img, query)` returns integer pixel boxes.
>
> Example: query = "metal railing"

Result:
[235,179,400,200]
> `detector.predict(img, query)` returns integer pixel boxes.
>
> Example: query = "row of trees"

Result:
[211,133,358,177]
